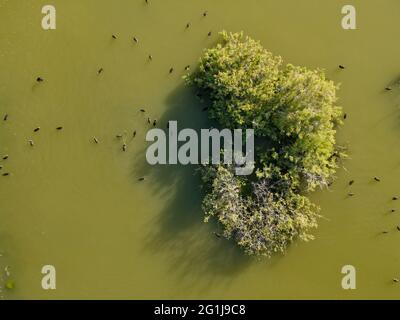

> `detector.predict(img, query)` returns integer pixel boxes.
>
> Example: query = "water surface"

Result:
[1,0,400,299]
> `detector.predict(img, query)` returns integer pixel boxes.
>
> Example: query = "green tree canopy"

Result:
[187,32,345,257]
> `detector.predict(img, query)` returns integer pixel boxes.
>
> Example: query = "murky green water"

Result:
[1,0,400,299]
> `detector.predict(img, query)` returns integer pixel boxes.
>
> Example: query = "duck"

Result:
[34,127,40,132]
[2,155,9,160]
[3,114,8,121]
[349,180,355,186]
[93,137,99,144]
[339,65,345,70]
[138,177,145,181]
[56,126,63,130]
[374,177,381,182]
[28,140,34,147]
[122,143,127,152]
[213,232,221,238]
[36,77,44,82]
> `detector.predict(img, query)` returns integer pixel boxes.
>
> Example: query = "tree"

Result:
[187,32,345,257]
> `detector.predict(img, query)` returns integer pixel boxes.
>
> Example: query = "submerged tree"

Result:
[187,32,344,257]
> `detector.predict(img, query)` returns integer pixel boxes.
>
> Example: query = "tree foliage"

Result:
[187,32,344,257]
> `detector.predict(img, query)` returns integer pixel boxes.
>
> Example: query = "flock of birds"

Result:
[0,2,213,296]
[0,4,212,182]
[339,65,400,283]
[1,1,400,287]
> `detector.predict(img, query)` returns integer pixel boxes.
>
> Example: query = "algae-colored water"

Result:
[1,0,400,299]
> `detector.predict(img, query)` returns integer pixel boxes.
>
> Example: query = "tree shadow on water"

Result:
[132,84,254,293]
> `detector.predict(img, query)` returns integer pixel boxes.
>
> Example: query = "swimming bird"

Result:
[349,180,355,186]
[397,226,400,231]
[34,127,40,132]
[2,155,9,160]
[208,31,212,37]
[203,11,208,17]
[2,172,9,176]
[93,137,99,144]
[391,209,396,213]
[153,119,157,127]
[28,140,34,147]
[112,34,117,39]
[184,65,190,71]
[382,230,389,234]
[343,113,347,120]
[138,177,145,181]
[133,37,139,43]
[133,130,137,138]
[186,23,191,29]
[98,68,104,74]
[140,109,146,113]
[36,77,44,82]
[116,134,123,139]
[56,126,63,130]
[147,117,151,124]
[339,65,345,70]
[348,192,355,197]
[393,196,399,201]
[393,278,400,283]
[213,232,221,238]
[169,68,174,74]
[122,143,127,152]
[3,114,8,121]
[374,177,381,182]
[385,87,392,91]
[148,54,153,61]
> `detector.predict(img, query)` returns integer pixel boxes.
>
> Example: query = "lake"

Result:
[0,0,400,299]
